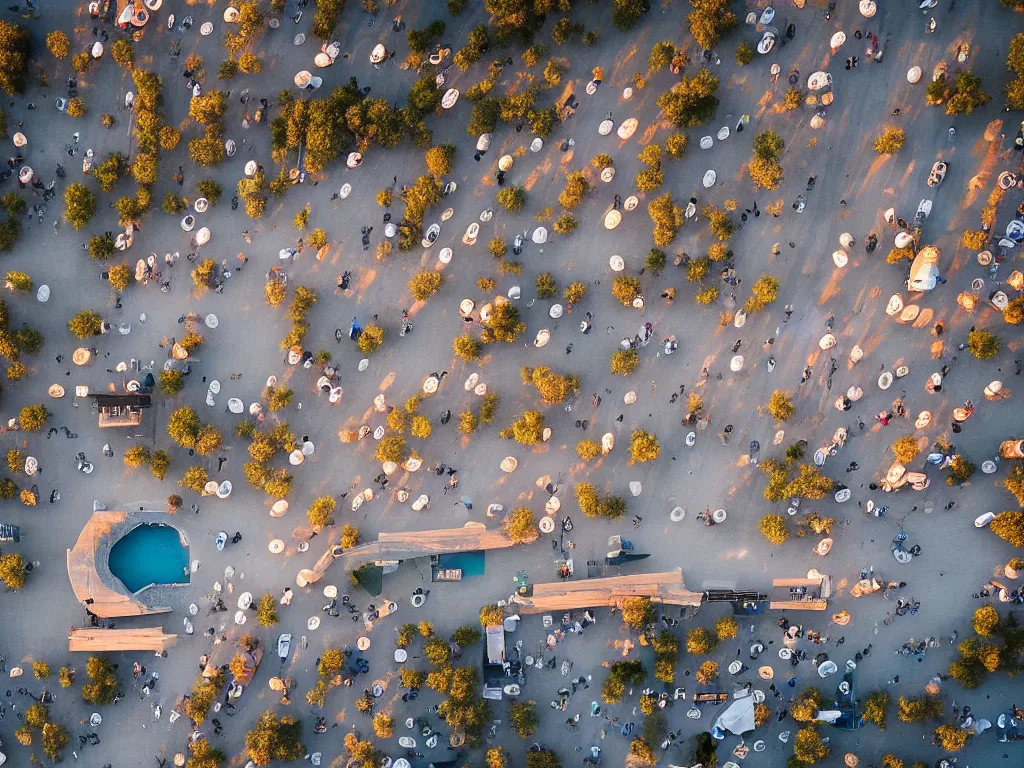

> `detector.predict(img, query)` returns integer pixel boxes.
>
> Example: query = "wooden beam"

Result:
[512,570,703,613]
[68,627,178,652]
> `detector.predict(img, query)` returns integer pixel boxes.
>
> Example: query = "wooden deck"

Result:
[511,570,704,613]
[66,510,172,618]
[68,627,178,652]
[304,523,515,583]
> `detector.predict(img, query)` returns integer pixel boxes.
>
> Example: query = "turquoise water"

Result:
[108,524,189,593]
[437,551,486,577]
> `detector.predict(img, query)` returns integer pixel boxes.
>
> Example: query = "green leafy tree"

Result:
[501,410,545,445]
[629,430,660,463]
[793,727,830,764]
[46,30,69,60]
[944,70,991,116]
[18,404,50,431]
[759,514,789,544]
[0,551,26,589]
[244,711,305,767]
[64,183,97,230]
[688,0,737,50]
[255,593,278,626]
[558,172,589,209]
[862,691,890,729]
[967,328,999,360]
[0,22,31,95]
[610,348,639,376]
[509,700,539,738]
[611,275,642,306]
[657,68,720,128]
[621,597,654,629]
[409,271,444,301]
[497,186,526,211]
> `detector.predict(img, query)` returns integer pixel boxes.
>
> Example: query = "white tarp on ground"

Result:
[712,692,756,735]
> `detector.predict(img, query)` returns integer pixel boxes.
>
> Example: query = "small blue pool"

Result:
[108,524,189,594]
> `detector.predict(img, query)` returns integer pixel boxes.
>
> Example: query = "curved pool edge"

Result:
[67,509,189,618]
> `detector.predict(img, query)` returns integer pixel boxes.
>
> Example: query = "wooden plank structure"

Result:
[69,627,177,653]
[303,523,516,584]
[66,510,172,618]
[511,570,703,614]
[768,577,829,611]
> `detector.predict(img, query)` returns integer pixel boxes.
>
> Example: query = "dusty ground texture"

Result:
[1,1,1024,767]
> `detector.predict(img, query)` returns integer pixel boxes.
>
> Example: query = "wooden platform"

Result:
[511,570,703,613]
[68,627,177,652]
[305,524,515,583]
[66,510,172,618]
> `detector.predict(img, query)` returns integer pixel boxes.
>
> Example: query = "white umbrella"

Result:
[36,285,49,302]
[224,7,240,22]
[702,170,717,188]
[370,44,386,64]
[534,329,550,347]
[839,233,855,248]
[441,89,459,109]
[894,232,914,249]
[204,313,219,328]
[810,114,825,129]
[600,167,615,182]
[617,118,638,139]
[532,227,548,244]
[498,155,514,172]
[476,133,492,152]
[234,611,247,625]
[859,0,876,16]
[604,210,621,229]
[195,227,210,246]
[624,195,639,211]
[244,160,258,176]
[91,41,104,58]
[832,250,848,267]
[200,21,214,35]
[530,137,543,152]
[325,42,341,59]
[346,152,363,168]
[807,71,832,91]
[439,247,453,264]
[180,215,196,231]
[699,136,713,149]
[549,303,563,318]
[238,592,253,609]
[194,198,209,213]
[829,31,846,50]
[12,132,26,148]
[225,139,236,156]
[717,126,730,141]
[314,52,333,68]
[598,119,613,136]
[17,166,32,184]
[730,355,744,371]
[294,70,312,88]
[609,255,625,271]
[227,398,243,414]
[819,333,836,349]
[907,66,922,84]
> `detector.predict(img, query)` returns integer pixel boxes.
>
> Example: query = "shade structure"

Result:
[717,126,730,141]
[204,313,219,329]
[357,636,371,651]
[314,52,333,68]
[238,592,253,609]
[533,329,550,347]
[288,449,305,465]
[294,70,313,87]
[539,516,555,533]
[498,154,514,172]
[604,209,622,229]
[833,250,848,267]
[17,166,32,184]
[12,132,26,147]
[810,115,825,129]
[616,118,638,139]
[439,247,453,264]
[217,481,232,499]
[600,167,615,182]
[476,133,492,152]
[204,481,219,495]
[307,616,320,630]
[702,170,717,188]
[545,496,561,514]
[839,232,855,248]
[624,390,637,404]
[244,160,258,177]
[271,500,288,517]
[623,195,639,211]
[193,198,209,213]
[609,255,625,271]
[500,457,518,473]
[699,136,713,149]
[859,0,876,16]
[885,294,904,316]
[915,411,931,429]
[622,87,633,99]
[268,539,284,554]
[878,372,893,389]
[598,119,613,136]
[200,21,214,35]
[807,71,831,91]
[92,41,104,58]
[532,227,548,244]
[530,137,543,152]
[423,376,439,393]
[830,31,846,50]
[36,284,49,302]
[463,373,479,390]
[629,481,642,497]
[549,303,563,318]
[460,298,476,315]
[370,44,386,63]
[730,355,744,371]
[224,6,240,22]
[907,66,922,84]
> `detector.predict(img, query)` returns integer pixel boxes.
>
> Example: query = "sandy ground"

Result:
[1,0,1024,766]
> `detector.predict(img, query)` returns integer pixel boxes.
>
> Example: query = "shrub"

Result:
[790,688,823,722]
[862,691,890,730]
[509,700,539,738]
[357,324,384,355]
[646,249,667,273]
[946,455,975,486]
[628,430,660,463]
[972,605,1000,636]
[744,273,780,313]
[307,496,336,528]
[410,415,432,439]
[375,435,408,464]
[610,348,639,376]
[759,514,789,544]
[891,436,919,463]
[767,390,795,421]
[502,410,545,445]
[409,271,443,301]
[497,186,526,211]
[123,445,151,468]
[558,172,589,209]
[612,275,642,306]
[111,39,134,68]
[179,465,208,493]
[686,627,716,655]
[255,593,278,626]
[715,616,738,641]
[967,328,999,360]
[695,661,719,685]
[874,126,906,154]
[564,281,587,306]
[66,96,87,118]
[553,214,578,235]
[453,336,481,361]
[536,272,558,299]
[793,727,829,764]
[748,156,783,190]
[18,404,49,432]
[622,597,654,629]
[991,511,1024,546]
[934,723,970,752]
[576,440,601,461]
[64,183,97,230]
[897,695,942,723]
[46,30,70,59]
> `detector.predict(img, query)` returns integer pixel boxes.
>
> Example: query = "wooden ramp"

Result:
[69,627,178,653]
[511,570,703,614]
[304,524,515,583]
